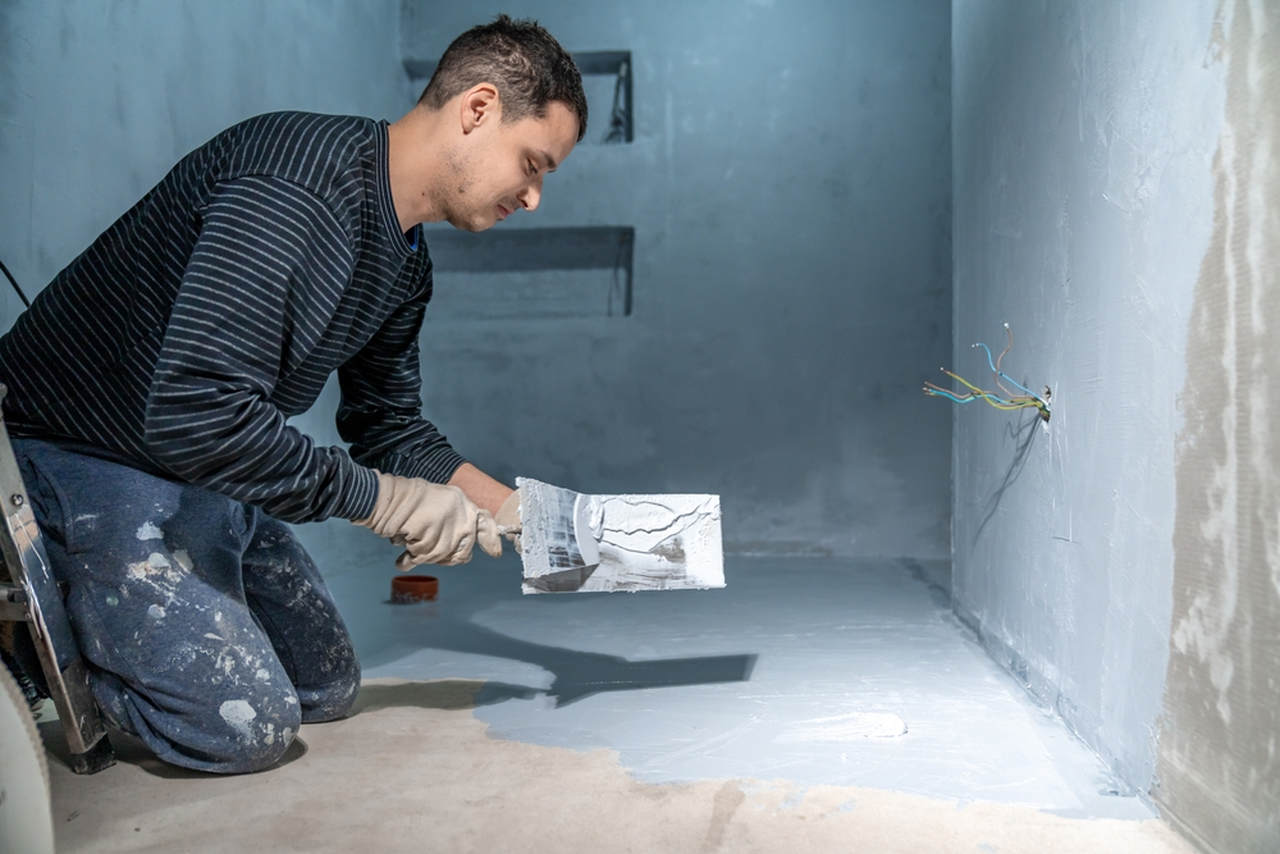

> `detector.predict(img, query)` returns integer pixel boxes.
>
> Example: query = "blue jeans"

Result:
[13,439,360,773]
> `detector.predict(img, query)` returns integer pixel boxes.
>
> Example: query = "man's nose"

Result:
[519,179,542,212]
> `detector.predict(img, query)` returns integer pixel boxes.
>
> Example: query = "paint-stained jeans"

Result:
[13,438,360,774]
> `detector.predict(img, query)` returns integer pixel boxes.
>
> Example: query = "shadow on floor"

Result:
[365,615,757,708]
[337,549,758,708]
[39,719,309,779]
[352,678,535,712]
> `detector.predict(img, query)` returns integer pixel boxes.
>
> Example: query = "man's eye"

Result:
[527,161,537,176]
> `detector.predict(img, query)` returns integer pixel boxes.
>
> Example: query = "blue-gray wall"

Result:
[1,0,952,561]
[393,0,952,558]
[0,0,404,323]
[952,0,1239,816]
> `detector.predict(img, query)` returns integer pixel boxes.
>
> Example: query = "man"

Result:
[0,15,586,773]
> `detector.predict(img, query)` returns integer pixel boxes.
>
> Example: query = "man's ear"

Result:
[459,83,501,134]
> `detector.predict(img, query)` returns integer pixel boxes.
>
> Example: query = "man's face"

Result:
[446,100,580,232]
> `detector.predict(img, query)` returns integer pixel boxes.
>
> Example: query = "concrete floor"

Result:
[39,527,1194,852]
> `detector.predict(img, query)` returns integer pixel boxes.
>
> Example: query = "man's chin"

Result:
[446,215,490,233]
[453,211,498,232]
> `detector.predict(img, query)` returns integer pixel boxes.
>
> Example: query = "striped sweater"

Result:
[0,111,466,523]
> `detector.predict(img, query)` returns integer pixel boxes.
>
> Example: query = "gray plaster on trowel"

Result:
[517,477,724,595]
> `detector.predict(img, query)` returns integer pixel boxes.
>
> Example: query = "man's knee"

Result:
[93,665,305,774]
[205,691,304,773]
[300,658,361,723]
[159,683,305,774]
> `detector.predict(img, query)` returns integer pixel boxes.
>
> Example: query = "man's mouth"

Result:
[496,203,512,220]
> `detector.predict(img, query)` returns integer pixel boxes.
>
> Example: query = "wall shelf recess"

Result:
[422,226,635,321]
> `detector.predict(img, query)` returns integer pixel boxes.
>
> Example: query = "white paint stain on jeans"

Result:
[219,699,257,741]
[127,552,176,582]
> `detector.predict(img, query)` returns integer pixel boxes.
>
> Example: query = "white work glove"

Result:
[495,490,522,553]
[355,472,502,569]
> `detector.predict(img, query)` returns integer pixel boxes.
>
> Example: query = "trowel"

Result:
[509,478,601,593]
[510,477,725,595]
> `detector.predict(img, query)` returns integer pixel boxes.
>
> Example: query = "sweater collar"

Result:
[374,119,419,257]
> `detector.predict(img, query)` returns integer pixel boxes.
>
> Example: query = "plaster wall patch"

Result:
[1156,1,1280,849]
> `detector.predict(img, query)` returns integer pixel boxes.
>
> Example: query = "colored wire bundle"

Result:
[923,324,1051,421]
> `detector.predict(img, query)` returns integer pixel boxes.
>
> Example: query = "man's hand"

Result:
[495,490,522,552]
[355,472,502,569]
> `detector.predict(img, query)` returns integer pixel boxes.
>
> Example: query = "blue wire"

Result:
[925,388,978,404]
[927,388,1015,406]
[972,342,1038,398]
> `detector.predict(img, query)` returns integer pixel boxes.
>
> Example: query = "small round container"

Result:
[390,574,439,603]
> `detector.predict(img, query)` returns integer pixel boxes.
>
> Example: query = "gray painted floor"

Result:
[302,524,1153,820]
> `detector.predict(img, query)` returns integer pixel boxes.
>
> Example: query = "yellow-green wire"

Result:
[926,369,1048,416]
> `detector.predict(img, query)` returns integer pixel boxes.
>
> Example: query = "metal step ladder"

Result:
[0,383,114,773]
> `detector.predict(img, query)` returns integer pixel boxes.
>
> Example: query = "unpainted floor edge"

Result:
[44,676,1199,854]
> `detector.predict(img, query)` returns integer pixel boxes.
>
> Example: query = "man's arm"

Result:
[448,463,514,516]
[336,280,512,515]
[145,176,378,523]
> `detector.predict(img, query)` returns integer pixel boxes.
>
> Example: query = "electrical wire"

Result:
[923,324,1051,421]
[927,392,1038,412]
[0,258,31,308]
[986,323,1017,397]
[924,387,1046,415]
[923,371,1042,412]
[924,386,1023,408]
[972,340,1036,398]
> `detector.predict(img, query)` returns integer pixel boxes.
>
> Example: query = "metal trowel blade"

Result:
[516,477,600,580]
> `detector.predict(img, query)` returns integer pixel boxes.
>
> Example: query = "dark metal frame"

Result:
[0,385,114,773]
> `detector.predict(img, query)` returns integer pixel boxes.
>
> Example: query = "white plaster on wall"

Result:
[1157,1,1280,849]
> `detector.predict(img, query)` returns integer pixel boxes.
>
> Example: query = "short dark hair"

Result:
[419,15,587,142]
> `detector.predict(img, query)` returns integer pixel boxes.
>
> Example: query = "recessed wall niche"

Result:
[421,226,635,321]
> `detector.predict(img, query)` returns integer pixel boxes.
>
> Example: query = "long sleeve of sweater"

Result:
[143,175,378,523]
[335,282,467,485]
